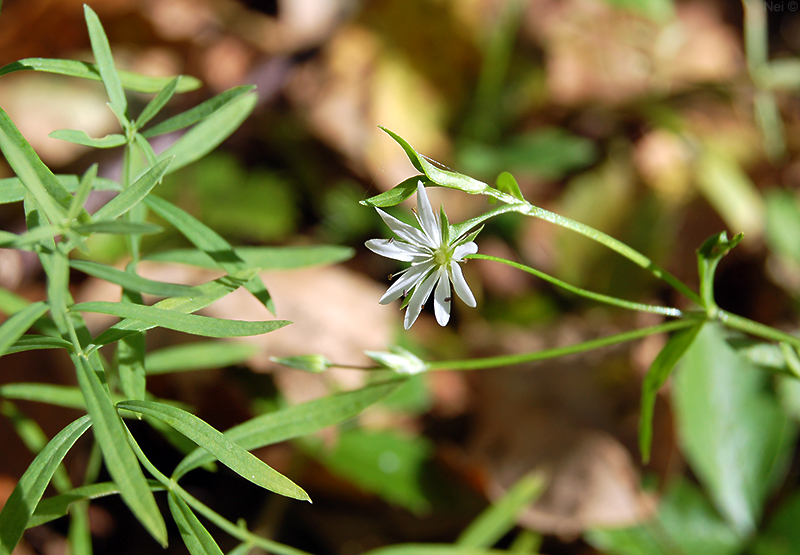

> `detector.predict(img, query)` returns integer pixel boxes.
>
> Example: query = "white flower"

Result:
[365,182,478,329]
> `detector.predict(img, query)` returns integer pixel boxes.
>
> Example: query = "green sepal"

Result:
[696,231,743,312]
[495,171,524,201]
[360,176,432,208]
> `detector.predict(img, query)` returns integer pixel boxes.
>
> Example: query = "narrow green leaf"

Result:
[0,383,92,410]
[0,301,48,357]
[174,380,402,477]
[91,268,258,346]
[495,172,524,201]
[270,354,333,373]
[0,174,120,205]
[117,400,310,501]
[69,259,197,297]
[67,164,97,221]
[0,225,64,250]
[457,472,546,548]
[145,195,275,312]
[639,323,704,463]
[72,220,162,235]
[73,301,290,338]
[29,480,164,528]
[49,129,126,148]
[380,127,490,194]
[84,5,127,118]
[93,158,172,221]
[0,58,201,92]
[360,176,430,208]
[673,324,797,535]
[0,106,72,223]
[4,335,73,354]
[74,355,168,545]
[0,415,91,555]
[158,92,257,174]
[135,77,180,130]
[168,492,225,555]
[145,245,355,270]
[145,341,259,374]
[142,85,255,138]
[117,290,147,402]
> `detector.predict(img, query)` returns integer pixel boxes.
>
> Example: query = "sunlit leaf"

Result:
[146,341,259,374]
[0,301,48,357]
[142,85,255,137]
[168,492,225,555]
[145,245,354,270]
[69,259,197,298]
[84,5,126,118]
[48,129,126,148]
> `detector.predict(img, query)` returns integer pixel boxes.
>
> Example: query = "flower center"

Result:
[432,247,451,266]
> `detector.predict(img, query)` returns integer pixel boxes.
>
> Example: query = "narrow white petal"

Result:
[375,208,429,246]
[450,262,476,307]
[433,267,451,326]
[453,241,478,260]
[404,269,438,329]
[379,262,433,304]
[365,239,430,262]
[414,183,442,247]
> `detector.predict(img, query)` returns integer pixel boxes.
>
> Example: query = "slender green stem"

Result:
[125,426,313,555]
[427,319,698,371]
[718,310,800,350]
[481,189,703,306]
[468,253,683,317]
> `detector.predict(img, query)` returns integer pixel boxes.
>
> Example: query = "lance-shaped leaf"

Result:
[84,5,127,118]
[117,400,310,501]
[49,129,126,148]
[0,301,48,357]
[0,58,201,92]
[380,127,490,194]
[69,259,197,298]
[0,383,101,410]
[72,301,290,339]
[93,158,172,221]
[142,85,255,138]
[0,174,121,205]
[3,335,73,355]
[145,245,354,270]
[72,221,163,236]
[135,77,181,130]
[360,176,431,208]
[145,341,259,375]
[66,164,97,221]
[91,268,258,346]
[174,380,402,477]
[168,492,225,555]
[0,415,91,555]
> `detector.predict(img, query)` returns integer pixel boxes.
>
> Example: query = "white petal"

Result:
[433,266,451,326]
[450,261,476,307]
[375,208,429,246]
[379,262,432,304]
[404,269,438,329]
[453,241,478,260]
[414,183,442,247]
[365,238,430,262]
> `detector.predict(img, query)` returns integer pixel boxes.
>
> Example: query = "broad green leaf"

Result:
[380,127,490,194]
[753,492,800,555]
[495,172,524,201]
[696,231,743,311]
[145,195,274,312]
[174,380,402,478]
[145,341,259,374]
[168,492,225,555]
[4,335,72,354]
[586,479,742,555]
[28,480,164,528]
[360,176,430,208]
[142,85,255,138]
[117,400,309,501]
[673,324,797,535]
[158,92,257,174]
[639,323,704,463]
[457,472,545,548]
[91,268,258,346]
[72,220,162,236]
[93,158,172,221]
[72,301,290,338]
[48,129,126,148]
[0,301,48,357]
[0,174,120,205]
[84,5,126,118]
[317,428,433,513]
[73,355,168,545]
[0,415,91,555]
[0,58,201,92]
[0,106,72,224]
[69,259,197,297]
[0,383,99,410]
[135,77,180,130]
[145,244,354,270]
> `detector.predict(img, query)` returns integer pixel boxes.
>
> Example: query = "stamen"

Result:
[444,297,451,302]
[388,237,394,243]
[388,274,394,280]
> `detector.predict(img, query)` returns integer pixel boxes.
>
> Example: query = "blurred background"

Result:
[2,0,800,553]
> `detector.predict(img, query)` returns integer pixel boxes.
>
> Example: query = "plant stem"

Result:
[468,253,683,317]
[718,310,800,350]
[426,319,697,371]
